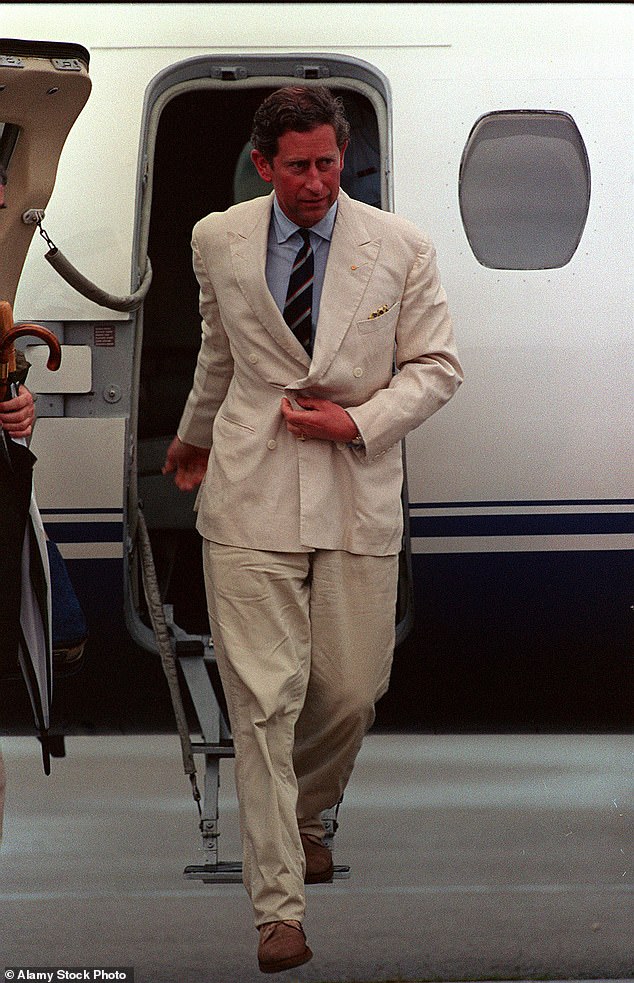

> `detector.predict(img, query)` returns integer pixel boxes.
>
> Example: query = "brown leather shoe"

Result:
[257,920,313,974]
[301,832,334,884]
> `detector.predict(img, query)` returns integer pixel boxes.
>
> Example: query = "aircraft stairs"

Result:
[161,606,351,884]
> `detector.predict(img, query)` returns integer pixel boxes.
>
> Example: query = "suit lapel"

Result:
[228,193,311,366]
[227,191,381,383]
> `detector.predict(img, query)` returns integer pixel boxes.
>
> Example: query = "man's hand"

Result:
[0,387,35,439]
[281,396,359,443]
[162,436,210,491]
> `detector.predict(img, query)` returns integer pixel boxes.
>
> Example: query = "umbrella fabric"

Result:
[17,497,53,775]
[0,419,53,774]
[0,350,33,654]
[0,435,35,671]
[0,317,57,774]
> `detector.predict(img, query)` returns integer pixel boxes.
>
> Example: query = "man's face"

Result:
[251,124,347,227]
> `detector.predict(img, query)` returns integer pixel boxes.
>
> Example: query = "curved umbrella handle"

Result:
[0,300,62,401]
[0,323,62,371]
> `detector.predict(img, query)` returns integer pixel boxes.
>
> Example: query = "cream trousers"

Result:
[203,541,397,926]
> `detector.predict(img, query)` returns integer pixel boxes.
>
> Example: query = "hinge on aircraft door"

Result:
[0,55,24,69]
[210,66,249,81]
[51,58,83,73]
[294,64,331,79]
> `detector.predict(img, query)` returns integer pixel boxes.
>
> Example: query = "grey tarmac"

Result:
[0,733,631,983]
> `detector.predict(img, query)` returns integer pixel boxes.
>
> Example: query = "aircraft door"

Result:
[0,40,91,306]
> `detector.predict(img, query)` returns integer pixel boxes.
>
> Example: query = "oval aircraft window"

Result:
[459,111,590,270]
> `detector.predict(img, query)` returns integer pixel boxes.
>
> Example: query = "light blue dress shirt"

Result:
[265,196,338,347]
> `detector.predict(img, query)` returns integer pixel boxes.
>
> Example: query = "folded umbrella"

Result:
[0,300,61,773]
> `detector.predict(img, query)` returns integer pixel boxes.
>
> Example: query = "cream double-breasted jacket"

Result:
[177,190,463,556]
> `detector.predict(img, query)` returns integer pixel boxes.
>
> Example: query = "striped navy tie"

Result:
[284,228,314,355]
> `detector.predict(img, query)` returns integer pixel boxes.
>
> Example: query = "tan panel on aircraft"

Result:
[30,416,125,511]
[25,343,92,393]
[0,51,91,305]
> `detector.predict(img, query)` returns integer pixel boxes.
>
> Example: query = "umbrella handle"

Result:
[0,300,62,401]
[0,323,62,371]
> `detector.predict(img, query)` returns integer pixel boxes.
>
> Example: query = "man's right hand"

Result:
[162,436,210,491]
[0,386,36,439]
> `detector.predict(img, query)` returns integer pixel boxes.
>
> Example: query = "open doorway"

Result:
[135,73,386,637]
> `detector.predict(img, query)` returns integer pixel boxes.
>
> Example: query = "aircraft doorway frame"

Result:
[124,52,414,656]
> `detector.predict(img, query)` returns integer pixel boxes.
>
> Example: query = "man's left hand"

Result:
[281,396,359,443]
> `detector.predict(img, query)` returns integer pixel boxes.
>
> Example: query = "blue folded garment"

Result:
[46,539,88,648]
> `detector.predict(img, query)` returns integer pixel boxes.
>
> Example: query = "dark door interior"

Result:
[137,85,381,633]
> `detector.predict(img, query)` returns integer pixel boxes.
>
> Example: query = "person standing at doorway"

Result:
[164,85,462,973]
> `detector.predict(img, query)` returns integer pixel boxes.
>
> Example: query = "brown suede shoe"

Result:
[257,920,313,974]
[301,832,334,884]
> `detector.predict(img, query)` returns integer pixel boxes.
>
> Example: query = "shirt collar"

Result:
[272,195,338,244]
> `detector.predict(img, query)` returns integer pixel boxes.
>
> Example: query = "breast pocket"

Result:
[357,300,401,335]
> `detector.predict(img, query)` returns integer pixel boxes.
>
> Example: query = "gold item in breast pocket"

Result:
[368,304,389,320]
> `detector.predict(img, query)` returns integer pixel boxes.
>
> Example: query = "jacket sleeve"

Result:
[176,226,234,448]
[346,237,463,461]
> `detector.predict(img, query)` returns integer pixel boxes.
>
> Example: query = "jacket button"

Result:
[267,439,277,450]
[353,366,363,377]
[249,353,259,363]
[336,441,346,451]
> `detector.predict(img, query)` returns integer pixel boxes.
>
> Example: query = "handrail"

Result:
[45,247,152,313]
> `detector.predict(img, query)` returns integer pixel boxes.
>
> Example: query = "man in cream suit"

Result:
[164,86,462,973]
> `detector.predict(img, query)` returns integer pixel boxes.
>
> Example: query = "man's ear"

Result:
[251,149,274,183]
[338,140,349,171]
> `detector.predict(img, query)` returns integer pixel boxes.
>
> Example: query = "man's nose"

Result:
[304,165,324,191]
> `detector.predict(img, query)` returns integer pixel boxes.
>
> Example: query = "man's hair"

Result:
[251,86,350,162]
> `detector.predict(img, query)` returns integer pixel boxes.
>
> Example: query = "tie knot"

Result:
[298,228,311,248]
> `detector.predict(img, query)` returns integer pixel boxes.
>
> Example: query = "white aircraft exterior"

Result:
[1,3,631,729]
